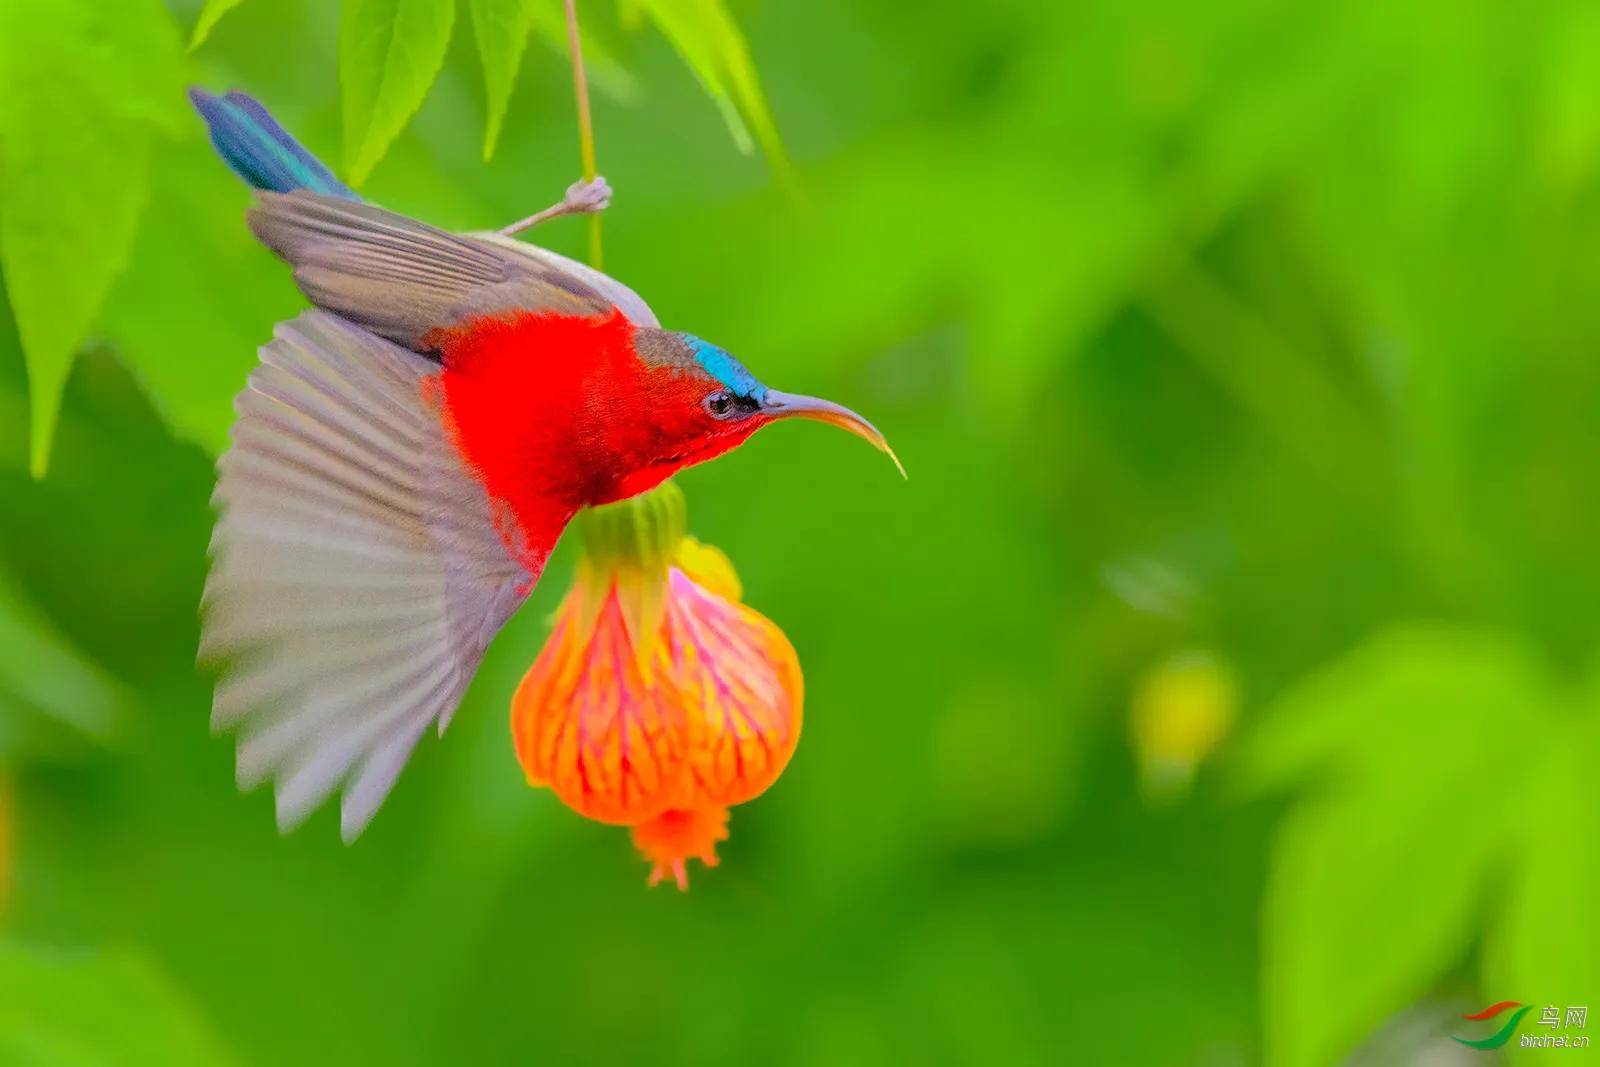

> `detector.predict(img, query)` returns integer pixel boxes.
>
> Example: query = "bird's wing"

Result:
[248,190,657,349]
[468,230,659,328]
[201,310,544,841]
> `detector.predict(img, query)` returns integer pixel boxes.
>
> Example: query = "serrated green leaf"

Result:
[470,0,635,164]
[468,0,538,162]
[188,0,247,50]
[1241,628,1551,1067]
[527,4,637,102]
[0,115,151,481]
[340,0,456,187]
[0,0,184,477]
[630,0,792,181]
[0,944,241,1067]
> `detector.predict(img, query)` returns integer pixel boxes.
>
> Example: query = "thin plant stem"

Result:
[563,0,602,269]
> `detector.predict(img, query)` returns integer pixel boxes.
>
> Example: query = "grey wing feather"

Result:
[248,191,658,349]
[202,310,535,841]
[467,230,658,327]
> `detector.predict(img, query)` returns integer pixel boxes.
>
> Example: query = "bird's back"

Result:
[249,191,658,352]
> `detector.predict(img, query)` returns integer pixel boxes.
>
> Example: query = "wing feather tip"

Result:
[275,792,317,835]
[201,306,535,839]
[339,809,371,845]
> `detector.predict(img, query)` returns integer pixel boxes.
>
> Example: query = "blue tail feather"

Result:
[189,88,357,200]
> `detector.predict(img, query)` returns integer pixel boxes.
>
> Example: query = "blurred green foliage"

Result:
[2,0,1600,1064]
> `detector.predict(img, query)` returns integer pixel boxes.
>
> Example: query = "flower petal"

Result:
[630,806,729,891]
[663,568,802,808]
[511,587,690,823]
[673,536,742,602]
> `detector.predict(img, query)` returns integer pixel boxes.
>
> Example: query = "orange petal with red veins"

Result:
[662,568,803,809]
[630,807,729,890]
[511,587,690,824]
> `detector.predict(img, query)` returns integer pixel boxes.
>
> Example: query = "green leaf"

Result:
[188,0,247,50]
[1239,628,1552,1067]
[340,0,456,187]
[0,944,241,1067]
[527,4,637,102]
[0,121,150,481]
[1484,705,1600,1064]
[468,0,641,163]
[469,0,637,165]
[468,0,539,162]
[630,0,792,180]
[0,0,183,477]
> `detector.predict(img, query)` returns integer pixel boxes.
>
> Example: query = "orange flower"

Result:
[512,482,802,888]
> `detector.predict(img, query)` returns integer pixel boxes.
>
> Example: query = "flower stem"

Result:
[578,481,686,572]
[562,0,602,269]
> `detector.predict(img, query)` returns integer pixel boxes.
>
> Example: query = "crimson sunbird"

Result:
[189,89,900,841]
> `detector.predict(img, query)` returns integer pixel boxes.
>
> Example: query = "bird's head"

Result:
[607,329,903,500]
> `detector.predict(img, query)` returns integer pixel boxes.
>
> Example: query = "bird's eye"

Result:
[703,391,734,418]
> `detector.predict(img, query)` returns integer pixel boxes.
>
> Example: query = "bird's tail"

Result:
[189,88,357,200]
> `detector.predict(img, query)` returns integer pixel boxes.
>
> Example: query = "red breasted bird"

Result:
[190,89,900,841]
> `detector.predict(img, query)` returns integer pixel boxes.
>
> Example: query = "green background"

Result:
[2,0,1598,1064]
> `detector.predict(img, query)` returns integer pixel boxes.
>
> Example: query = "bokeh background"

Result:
[2,0,1599,1064]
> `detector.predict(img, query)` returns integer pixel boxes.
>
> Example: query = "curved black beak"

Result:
[760,390,906,478]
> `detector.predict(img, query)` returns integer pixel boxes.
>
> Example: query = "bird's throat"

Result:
[427,308,745,561]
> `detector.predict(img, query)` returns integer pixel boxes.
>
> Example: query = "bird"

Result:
[189,88,901,842]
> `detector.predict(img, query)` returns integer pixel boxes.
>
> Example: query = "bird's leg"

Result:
[499,176,612,236]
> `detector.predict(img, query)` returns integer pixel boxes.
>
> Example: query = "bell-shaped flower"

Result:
[512,482,801,888]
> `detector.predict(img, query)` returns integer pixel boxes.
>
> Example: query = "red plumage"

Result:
[430,309,765,575]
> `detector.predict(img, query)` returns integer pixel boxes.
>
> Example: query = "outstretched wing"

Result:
[202,310,547,841]
[247,190,659,350]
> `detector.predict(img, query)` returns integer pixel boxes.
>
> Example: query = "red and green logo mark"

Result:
[1454,1002,1533,1050]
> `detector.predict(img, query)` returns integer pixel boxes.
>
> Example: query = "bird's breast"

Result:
[426,308,675,555]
